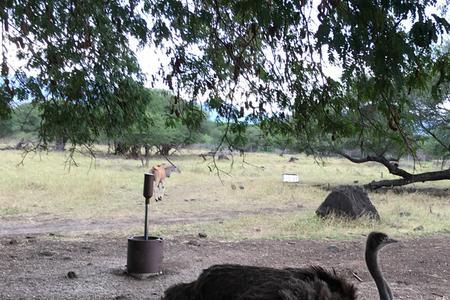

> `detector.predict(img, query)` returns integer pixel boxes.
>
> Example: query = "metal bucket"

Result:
[127,236,164,275]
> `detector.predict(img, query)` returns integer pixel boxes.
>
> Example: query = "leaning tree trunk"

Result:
[339,152,450,190]
[364,169,450,190]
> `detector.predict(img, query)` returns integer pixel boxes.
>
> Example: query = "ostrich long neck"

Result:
[365,247,393,300]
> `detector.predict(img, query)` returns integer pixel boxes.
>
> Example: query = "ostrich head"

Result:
[366,232,398,252]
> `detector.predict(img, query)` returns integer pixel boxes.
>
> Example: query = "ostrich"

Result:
[364,232,397,300]
[162,232,397,300]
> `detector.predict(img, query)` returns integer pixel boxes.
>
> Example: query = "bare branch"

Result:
[338,152,413,179]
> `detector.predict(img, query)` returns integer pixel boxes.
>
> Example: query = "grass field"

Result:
[0,146,449,241]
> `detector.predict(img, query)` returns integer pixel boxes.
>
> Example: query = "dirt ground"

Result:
[0,219,449,300]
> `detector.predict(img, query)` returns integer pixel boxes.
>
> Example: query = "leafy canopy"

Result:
[1,0,149,146]
[1,0,449,160]
[149,0,450,156]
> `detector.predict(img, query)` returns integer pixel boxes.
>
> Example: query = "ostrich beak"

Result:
[386,237,398,244]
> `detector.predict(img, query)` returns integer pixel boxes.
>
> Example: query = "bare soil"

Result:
[0,218,449,300]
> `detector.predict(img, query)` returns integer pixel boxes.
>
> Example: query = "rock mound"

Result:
[316,185,380,220]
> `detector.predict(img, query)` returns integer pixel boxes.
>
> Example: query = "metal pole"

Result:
[144,198,149,240]
[143,173,154,241]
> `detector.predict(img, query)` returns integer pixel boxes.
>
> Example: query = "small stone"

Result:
[39,251,55,257]
[81,246,95,252]
[198,233,207,238]
[399,211,411,217]
[110,268,127,276]
[67,271,77,279]
[327,245,339,253]
[187,240,200,246]
[239,185,245,190]
[127,271,162,280]
[414,225,424,231]
[288,156,299,162]
[25,236,36,243]
[231,184,237,190]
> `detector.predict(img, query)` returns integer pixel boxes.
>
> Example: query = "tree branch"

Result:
[365,169,450,190]
[338,152,413,178]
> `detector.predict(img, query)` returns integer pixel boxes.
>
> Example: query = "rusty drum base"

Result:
[127,236,164,277]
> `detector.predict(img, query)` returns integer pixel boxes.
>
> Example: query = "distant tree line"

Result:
[1,87,447,169]
[0,88,294,156]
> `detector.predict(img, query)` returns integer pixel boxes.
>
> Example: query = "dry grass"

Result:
[0,147,449,240]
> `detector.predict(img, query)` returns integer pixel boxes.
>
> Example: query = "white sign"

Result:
[282,173,299,183]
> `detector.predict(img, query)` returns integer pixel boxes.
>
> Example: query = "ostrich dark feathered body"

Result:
[162,232,396,300]
[163,265,356,300]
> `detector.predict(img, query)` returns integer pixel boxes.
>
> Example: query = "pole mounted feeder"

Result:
[126,172,163,277]
[143,173,154,240]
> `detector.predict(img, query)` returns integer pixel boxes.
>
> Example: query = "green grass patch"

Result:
[0,147,449,241]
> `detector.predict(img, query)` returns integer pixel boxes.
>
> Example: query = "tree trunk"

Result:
[114,142,129,155]
[144,145,150,167]
[130,145,141,158]
[55,136,67,151]
[159,144,172,156]
[364,169,450,190]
